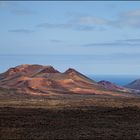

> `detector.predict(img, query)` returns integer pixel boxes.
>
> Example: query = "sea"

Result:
[88,75,140,86]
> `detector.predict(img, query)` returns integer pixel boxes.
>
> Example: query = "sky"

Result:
[1,1,140,75]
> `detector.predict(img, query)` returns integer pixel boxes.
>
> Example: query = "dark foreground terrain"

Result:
[1,96,140,139]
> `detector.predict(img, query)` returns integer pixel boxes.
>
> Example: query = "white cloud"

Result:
[83,38,140,47]
[11,9,35,15]
[37,22,96,31]
[8,29,34,34]
[74,9,140,29]
[77,16,108,25]
[110,9,140,28]
[122,9,140,17]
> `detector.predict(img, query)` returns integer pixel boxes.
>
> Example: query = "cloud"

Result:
[124,38,140,42]
[8,29,34,34]
[49,39,62,43]
[122,9,140,18]
[37,21,105,31]
[83,38,140,47]
[117,38,140,43]
[77,10,140,29]
[77,16,109,25]
[70,9,140,29]
[84,42,135,47]
[110,9,140,28]
[74,25,96,31]
[37,22,93,31]
[0,2,35,16]
[11,9,35,15]
[37,9,140,32]
[37,22,72,29]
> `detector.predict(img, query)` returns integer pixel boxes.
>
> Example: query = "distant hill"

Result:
[125,79,140,90]
[0,64,133,99]
[98,80,127,91]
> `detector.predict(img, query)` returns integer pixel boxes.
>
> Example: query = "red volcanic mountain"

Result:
[0,64,131,98]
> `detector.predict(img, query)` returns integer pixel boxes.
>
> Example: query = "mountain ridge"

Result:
[0,64,133,98]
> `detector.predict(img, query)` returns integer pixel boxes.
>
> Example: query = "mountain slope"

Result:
[98,80,129,92]
[125,79,140,90]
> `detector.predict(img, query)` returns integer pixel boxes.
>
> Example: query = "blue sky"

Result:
[1,1,140,75]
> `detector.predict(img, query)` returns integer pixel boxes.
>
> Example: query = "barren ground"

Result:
[1,94,140,139]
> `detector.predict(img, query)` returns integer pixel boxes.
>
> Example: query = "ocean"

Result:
[88,75,140,86]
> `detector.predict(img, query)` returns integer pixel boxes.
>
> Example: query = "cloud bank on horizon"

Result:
[0,1,140,75]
